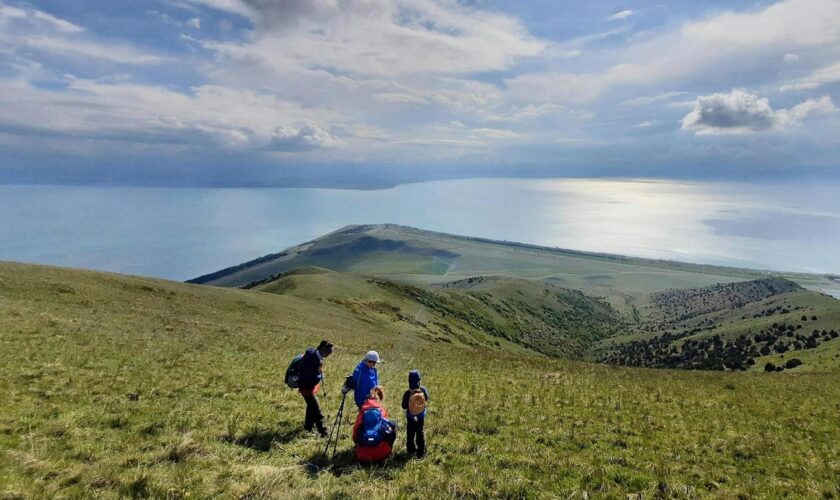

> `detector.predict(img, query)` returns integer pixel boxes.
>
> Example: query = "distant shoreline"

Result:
[1,174,837,192]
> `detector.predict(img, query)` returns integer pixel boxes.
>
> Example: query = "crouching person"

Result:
[352,386,397,462]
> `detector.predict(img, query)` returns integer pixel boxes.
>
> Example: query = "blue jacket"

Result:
[348,360,378,407]
[298,348,323,390]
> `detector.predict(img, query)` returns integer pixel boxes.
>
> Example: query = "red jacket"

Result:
[352,398,393,462]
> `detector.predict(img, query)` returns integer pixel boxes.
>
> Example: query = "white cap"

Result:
[365,350,381,363]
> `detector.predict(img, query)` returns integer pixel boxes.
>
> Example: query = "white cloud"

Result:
[269,124,343,151]
[20,36,169,64]
[0,4,83,33]
[634,121,653,128]
[785,95,836,122]
[474,127,523,139]
[780,60,840,91]
[506,0,840,105]
[187,17,201,29]
[608,10,634,21]
[487,103,565,122]
[1,4,168,66]
[374,92,429,105]
[622,91,688,107]
[783,53,800,64]
[205,0,544,77]
[0,80,341,150]
[681,89,835,135]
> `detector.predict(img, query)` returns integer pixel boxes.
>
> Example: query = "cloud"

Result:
[622,91,688,107]
[506,0,840,105]
[780,60,840,91]
[0,4,83,33]
[681,89,835,135]
[205,0,544,77]
[187,17,201,29]
[1,4,168,66]
[0,80,340,151]
[783,53,800,64]
[608,10,634,21]
[474,127,522,139]
[20,36,169,64]
[269,124,343,151]
[634,121,653,128]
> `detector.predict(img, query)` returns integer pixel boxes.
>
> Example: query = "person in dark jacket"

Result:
[401,370,429,458]
[341,350,380,408]
[299,340,333,436]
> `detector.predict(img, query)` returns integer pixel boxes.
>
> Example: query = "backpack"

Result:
[408,389,427,416]
[360,408,392,447]
[284,353,304,389]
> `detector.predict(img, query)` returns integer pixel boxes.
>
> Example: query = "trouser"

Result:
[406,416,425,454]
[302,392,325,432]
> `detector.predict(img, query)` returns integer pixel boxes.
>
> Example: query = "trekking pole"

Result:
[324,392,346,457]
[330,393,346,459]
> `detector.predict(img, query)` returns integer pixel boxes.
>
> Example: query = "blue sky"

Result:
[1,0,839,186]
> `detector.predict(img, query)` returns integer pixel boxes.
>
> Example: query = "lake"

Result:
[1,178,838,282]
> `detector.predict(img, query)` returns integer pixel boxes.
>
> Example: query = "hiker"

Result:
[351,385,397,462]
[341,350,381,408]
[401,370,429,458]
[298,340,333,437]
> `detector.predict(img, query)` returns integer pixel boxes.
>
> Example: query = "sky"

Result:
[1,0,839,187]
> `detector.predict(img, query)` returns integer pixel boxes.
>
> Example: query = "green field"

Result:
[2,261,840,498]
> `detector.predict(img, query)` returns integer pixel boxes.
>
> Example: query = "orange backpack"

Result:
[408,389,427,416]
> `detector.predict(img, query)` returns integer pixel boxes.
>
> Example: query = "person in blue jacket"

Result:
[342,350,381,408]
[298,340,333,436]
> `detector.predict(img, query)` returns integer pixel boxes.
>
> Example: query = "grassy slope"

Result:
[256,272,622,358]
[596,279,840,371]
[2,262,840,498]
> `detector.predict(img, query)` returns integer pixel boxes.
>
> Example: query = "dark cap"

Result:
[317,340,334,354]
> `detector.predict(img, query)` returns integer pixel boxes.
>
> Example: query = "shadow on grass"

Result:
[306,448,414,478]
[223,423,305,452]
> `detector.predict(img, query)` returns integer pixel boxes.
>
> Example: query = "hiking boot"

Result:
[416,450,425,459]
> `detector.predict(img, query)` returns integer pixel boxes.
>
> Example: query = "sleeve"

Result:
[401,390,410,410]
[345,364,360,391]
[422,387,430,402]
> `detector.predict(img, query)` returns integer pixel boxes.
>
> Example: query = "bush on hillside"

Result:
[785,359,803,369]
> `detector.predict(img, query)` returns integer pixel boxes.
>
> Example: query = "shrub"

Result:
[785,359,803,369]
[764,362,776,372]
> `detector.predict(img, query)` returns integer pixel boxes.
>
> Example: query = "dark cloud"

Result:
[681,90,777,134]
[239,0,337,30]
[681,90,836,135]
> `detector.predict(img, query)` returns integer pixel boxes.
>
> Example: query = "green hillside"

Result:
[189,224,837,316]
[595,278,840,371]
[2,261,840,498]
[255,271,625,357]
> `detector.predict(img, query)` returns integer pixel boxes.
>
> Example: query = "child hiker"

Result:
[401,370,429,458]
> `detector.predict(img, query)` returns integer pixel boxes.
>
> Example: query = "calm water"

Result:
[1,178,838,281]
